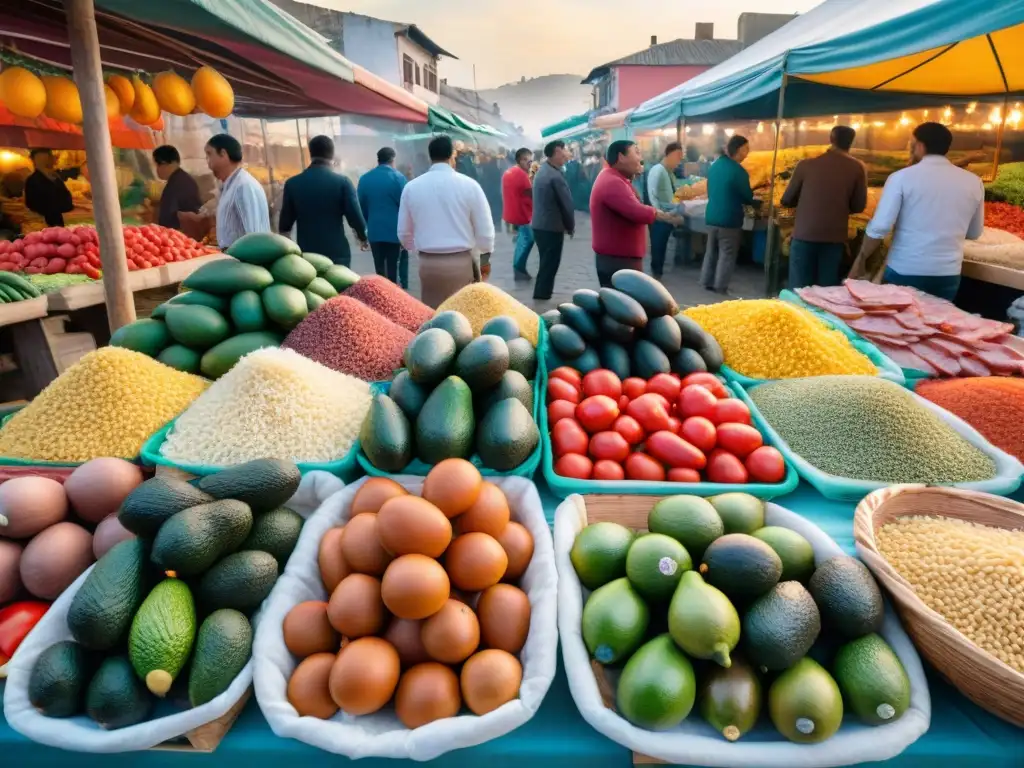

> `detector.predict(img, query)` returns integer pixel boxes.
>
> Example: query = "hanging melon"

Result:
[129,76,160,125]
[153,71,195,116]
[103,85,120,119]
[42,75,83,124]
[191,66,233,119]
[106,74,135,114]
[0,66,47,119]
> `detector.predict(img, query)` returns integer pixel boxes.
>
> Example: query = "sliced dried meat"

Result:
[795,291,865,320]
[873,341,937,375]
[848,314,916,337]
[843,279,914,309]
[911,342,962,377]
[968,343,1024,374]
[861,332,921,347]
[925,336,978,357]
[956,319,1015,342]
[799,286,861,306]
[891,310,933,334]
[958,356,991,377]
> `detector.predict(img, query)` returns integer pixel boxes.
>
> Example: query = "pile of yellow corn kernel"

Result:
[684,299,877,379]
[0,347,208,462]
[877,515,1024,673]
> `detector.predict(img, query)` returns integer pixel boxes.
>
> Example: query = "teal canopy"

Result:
[428,105,505,137]
[630,0,1024,127]
[541,113,589,138]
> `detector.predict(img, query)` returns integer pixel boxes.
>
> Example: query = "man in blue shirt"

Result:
[701,135,755,294]
[358,147,409,289]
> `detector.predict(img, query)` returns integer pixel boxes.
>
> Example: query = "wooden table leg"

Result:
[66,305,112,347]
[9,318,59,398]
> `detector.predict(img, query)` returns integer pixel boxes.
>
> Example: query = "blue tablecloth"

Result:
[3,480,1022,767]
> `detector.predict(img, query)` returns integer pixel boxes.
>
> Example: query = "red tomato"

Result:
[680,416,717,453]
[706,449,749,484]
[612,415,645,445]
[745,446,786,483]
[589,431,630,463]
[715,423,763,458]
[550,367,583,390]
[646,431,707,470]
[551,419,589,457]
[618,394,631,411]
[82,264,101,279]
[667,467,701,483]
[43,258,66,274]
[592,460,625,481]
[681,373,729,399]
[575,395,620,433]
[678,385,718,419]
[646,373,682,403]
[712,398,752,426]
[555,453,593,480]
[547,400,577,426]
[666,416,682,435]
[625,452,666,481]
[626,393,672,434]
[547,378,581,404]
[622,377,647,401]
[582,369,622,399]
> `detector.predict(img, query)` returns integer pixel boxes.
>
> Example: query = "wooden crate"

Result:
[149,687,252,753]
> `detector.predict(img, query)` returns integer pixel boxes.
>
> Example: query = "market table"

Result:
[2,479,1022,767]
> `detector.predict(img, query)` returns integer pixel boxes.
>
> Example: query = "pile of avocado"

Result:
[541,269,723,378]
[26,459,305,730]
[361,311,541,472]
[571,493,911,743]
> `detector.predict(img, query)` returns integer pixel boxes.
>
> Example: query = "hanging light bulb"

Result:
[1010,110,1022,126]
[852,121,862,130]
[756,122,765,133]
[943,106,953,119]
[990,107,1002,124]
[966,102,977,114]
[899,113,911,126]
[701,123,715,135]
[798,120,807,130]
[724,128,735,137]
[923,109,929,118]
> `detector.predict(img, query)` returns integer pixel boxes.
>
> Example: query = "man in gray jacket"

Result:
[531,140,576,300]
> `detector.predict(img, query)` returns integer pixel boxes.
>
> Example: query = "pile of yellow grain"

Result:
[684,299,876,379]
[0,347,208,462]
[877,515,1024,673]
[436,283,540,346]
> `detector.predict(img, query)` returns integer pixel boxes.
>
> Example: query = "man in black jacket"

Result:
[24,148,73,227]
[279,135,367,266]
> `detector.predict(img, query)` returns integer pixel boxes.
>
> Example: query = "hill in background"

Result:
[477,74,592,144]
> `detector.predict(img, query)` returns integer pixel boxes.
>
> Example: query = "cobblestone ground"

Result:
[345,213,768,310]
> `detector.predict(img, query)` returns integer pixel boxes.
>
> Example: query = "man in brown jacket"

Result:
[781,125,867,289]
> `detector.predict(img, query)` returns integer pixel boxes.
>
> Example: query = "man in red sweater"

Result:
[590,140,679,286]
[502,148,535,280]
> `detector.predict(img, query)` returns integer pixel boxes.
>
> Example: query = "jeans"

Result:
[513,225,535,274]
[788,239,845,290]
[369,242,408,289]
[649,220,674,276]
[883,267,961,302]
[700,226,742,292]
[533,229,565,299]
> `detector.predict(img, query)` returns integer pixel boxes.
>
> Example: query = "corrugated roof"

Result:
[582,39,744,83]
[393,23,457,59]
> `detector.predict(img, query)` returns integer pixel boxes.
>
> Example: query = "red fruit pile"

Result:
[546,368,787,485]
[0,225,216,277]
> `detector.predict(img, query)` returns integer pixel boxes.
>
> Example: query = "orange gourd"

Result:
[152,71,195,116]
[129,76,160,125]
[191,66,233,119]
[0,67,47,119]
[106,74,135,114]
[42,75,83,124]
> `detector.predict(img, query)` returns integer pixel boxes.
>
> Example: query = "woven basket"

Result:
[853,484,1024,727]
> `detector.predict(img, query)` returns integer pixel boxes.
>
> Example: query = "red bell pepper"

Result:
[0,601,49,675]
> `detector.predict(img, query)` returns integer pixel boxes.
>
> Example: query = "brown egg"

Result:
[351,477,408,516]
[460,649,523,715]
[496,522,534,583]
[422,459,482,518]
[477,584,530,654]
[283,601,339,658]
[395,663,461,729]
[445,532,507,592]
[287,652,338,719]
[20,521,93,600]
[381,554,450,620]
[327,574,386,638]
[329,637,400,715]
[384,618,430,668]
[421,598,480,664]
[455,482,510,539]
[318,526,350,593]
[64,457,143,524]
[340,513,393,575]
[378,496,452,558]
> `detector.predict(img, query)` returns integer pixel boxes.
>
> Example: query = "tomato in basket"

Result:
[680,416,716,453]
[678,384,718,419]
[622,377,647,401]
[576,395,620,433]
[547,378,580,404]
[589,431,630,463]
[551,419,589,457]
[547,400,577,426]
[582,369,622,400]
[745,446,786,483]
[624,452,665,481]
[646,431,707,471]
[716,423,763,459]
[706,449,749,484]
[592,460,625,481]
[646,373,682,403]
[549,367,583,390]
[626,393,672,434]
[681,373,729,399]
[712,398,752,426]
[667,467,701,483]
[555,453,593,479]
[613,415,645,446]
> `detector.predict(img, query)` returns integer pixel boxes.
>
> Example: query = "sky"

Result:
[299,0,820,89]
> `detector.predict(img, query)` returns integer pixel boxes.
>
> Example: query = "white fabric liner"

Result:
[3,470,344,753]
[555,495,932,768]
[253,475,558,761]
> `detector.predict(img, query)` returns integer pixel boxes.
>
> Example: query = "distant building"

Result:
[440,82,527,142]
[583,14,796,112]
[269,2,456,106]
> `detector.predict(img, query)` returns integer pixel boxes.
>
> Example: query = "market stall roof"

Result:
[630,0,1024,127]
[428,105,505,138]
[0,105,155,150]
[541,113,589,138]
[0,0,429,122]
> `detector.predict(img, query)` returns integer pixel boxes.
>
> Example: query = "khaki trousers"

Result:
[418,250,478,308]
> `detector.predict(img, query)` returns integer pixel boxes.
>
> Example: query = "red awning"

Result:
[0,106,156,150]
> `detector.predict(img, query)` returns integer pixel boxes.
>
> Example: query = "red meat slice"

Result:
[911,342,962,377]
[924,335,978,357]
[843,279,914,309]
[848,314,916,337]
[959,356,991,377]
[873,341,937,375]
[799,286,861,306]
[967,342,1024,374]
[863,332,921,347]
[795,291,865,320]
[956,319,1016,342]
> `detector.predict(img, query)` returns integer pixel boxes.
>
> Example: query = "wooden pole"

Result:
[64,0,134,330]
[763,68,789,297]
[990,93,1010,182]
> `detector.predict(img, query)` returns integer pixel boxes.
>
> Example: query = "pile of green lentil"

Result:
[749,376,997,484]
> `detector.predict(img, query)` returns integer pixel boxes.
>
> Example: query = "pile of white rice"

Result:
[160,347,372,466]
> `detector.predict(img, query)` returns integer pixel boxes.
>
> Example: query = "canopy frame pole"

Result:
[260,119,277,229]
[675,115,683,145]
[64,0,134,331]
[991,93,1009,182]
[763,64,789,297]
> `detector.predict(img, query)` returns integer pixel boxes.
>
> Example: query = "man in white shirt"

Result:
[398,135,495,307]
[852,122,983,301]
